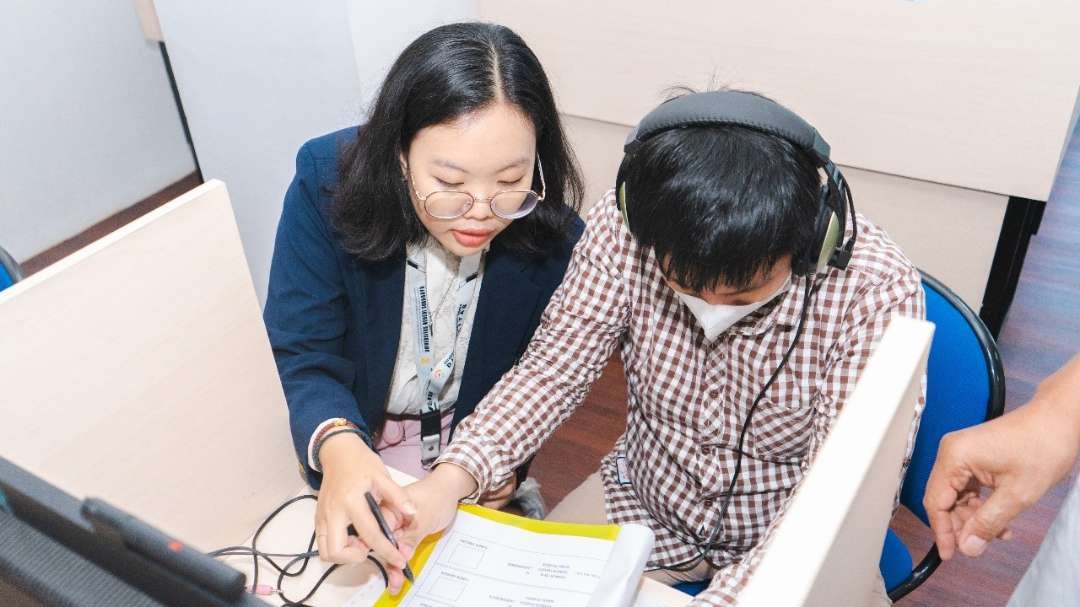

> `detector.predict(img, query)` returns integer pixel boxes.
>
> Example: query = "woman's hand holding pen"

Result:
[315,434,415,577]
[377,463,478,592]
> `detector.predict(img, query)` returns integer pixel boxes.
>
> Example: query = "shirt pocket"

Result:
[747,381,818,463]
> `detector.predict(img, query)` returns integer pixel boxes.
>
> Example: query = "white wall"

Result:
[561,115,1007,308]
[154,0,476,303]
[0,1,195,263]
[478,0,1080,201]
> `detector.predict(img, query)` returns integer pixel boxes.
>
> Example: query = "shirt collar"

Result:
[725,273,811,336]
[406,239,486,276]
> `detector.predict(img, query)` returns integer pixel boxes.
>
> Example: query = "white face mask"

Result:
[673,274,792,341]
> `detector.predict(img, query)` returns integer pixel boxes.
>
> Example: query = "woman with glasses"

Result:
[263,22,583,570]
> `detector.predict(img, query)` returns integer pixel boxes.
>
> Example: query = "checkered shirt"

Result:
[438,190,926,605]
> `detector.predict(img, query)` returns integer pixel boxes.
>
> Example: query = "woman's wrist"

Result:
[319,431,375,473]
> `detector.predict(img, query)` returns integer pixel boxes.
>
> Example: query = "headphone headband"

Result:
[624,91,831,164]
[617,90,856,276]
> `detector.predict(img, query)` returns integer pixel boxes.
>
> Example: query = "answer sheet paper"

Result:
[374,508,626,607]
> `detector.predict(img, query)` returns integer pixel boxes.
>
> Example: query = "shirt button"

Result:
[700,445,712,455]
[704,498,714,508]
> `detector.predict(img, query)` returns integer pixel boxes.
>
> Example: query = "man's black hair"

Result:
[623,95,821,291]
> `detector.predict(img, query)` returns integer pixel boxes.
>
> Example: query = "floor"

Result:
[19,120,1080,605]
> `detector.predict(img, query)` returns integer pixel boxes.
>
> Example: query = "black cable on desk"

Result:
[207,494,388,605]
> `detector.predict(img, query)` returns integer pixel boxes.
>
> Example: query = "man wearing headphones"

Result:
[372,91,926,605]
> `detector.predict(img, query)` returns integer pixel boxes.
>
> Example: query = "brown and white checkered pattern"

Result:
[438,190,925,605]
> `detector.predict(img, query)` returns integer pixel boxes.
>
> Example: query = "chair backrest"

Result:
[0,245,23,291]
[900,271,1005,525]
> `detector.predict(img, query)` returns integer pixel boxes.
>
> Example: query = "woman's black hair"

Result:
[331,22,583,261]
[624,91,821,292]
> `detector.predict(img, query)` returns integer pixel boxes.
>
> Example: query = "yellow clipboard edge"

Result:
[373,504,621,605]
[457,504,620,540]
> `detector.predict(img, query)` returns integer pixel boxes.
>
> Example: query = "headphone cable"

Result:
[651,276,815,574]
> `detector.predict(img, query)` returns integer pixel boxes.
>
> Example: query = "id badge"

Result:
[615,455,631,486]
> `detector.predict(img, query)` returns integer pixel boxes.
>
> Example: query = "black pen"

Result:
[364,491,416,583]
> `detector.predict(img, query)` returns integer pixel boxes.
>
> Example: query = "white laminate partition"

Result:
[739,317,933,606]
[562,114,627,216]
[480,1,1080,317]
[0,181,299,551]
[839,166,1007,307]
[480,0,1080,200]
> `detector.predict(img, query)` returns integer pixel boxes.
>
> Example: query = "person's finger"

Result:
[925,489,959,560]
[325,510,372,563]
[385,540,417,596]
[373,476,417,523]
[949,507,969,538]
[346,535,370,552]
[948,498,981,550]
[924,441,980,560]
[380,503,405,533]
[386,566,405,595]
[346,499,408,569]
[314,512,330,560]
[958,486,1029,557]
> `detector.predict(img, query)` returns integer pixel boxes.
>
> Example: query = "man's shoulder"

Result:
[586,189,621,225]
[577,189,645,267]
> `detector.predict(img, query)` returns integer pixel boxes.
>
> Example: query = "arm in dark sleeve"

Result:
[264,143,372,487]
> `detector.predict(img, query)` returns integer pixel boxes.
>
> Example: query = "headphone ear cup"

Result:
[618,181,631,228]
[615,155,632,229]
[815,211,842,273]
[796,186,838,276]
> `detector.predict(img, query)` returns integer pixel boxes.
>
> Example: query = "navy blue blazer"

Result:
[264,127,584,488]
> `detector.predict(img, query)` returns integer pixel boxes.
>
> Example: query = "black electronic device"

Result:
[0,456,268,607]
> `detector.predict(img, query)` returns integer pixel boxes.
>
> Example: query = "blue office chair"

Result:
[0,245,23,291]
[879,271,1005,601]
[672,271,1006,601]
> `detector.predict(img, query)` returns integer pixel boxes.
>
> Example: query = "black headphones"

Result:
[615,90,856,276]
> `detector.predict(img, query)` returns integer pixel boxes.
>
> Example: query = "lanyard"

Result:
[406,251,481,467]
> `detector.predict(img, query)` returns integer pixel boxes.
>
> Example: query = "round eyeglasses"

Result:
[410,155,546,220]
